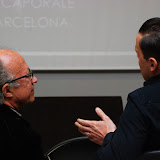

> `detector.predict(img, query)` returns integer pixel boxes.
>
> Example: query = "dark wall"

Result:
[20,96,123,153]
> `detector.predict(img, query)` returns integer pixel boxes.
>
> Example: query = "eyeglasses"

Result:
[2,71,34,86]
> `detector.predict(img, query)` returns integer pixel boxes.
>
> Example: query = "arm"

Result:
[97,95,148,160]
[75,107,117,146]
[75,94,148,160]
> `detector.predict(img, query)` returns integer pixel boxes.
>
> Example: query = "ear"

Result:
[148,57,158,72]
[2,83,13,98]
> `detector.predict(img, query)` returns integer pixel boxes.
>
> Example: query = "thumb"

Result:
[95,107,108,121]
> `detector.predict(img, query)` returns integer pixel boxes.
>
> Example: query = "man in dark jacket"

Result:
[0,49,47,160]
[75,17,160,160]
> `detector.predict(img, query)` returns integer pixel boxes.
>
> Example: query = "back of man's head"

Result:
[0,49,19,104]
[138,17,160,62]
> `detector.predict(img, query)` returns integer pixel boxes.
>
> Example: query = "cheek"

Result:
[138,60,142,68]
[21,80,32,90]
[18,83,32,96]
[138,57,145,68]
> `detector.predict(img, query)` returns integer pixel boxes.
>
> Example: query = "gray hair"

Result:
[0,59,19,104]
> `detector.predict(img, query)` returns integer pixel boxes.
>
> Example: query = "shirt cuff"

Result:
[103,132,114,146]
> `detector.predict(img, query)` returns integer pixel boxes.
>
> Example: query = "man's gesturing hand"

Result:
[75,107,117,146]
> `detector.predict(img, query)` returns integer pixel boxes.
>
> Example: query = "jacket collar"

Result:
[144,75,160,86]
[0,103,22,117]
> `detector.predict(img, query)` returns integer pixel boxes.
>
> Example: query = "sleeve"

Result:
[103,132,114,146]
[96,93,148,160]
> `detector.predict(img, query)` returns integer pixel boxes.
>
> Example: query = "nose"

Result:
[32,75,38,83]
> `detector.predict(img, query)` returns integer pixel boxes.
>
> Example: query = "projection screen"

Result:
[0,0,160,70]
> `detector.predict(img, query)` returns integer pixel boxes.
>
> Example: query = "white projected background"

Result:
[0,0,160,70]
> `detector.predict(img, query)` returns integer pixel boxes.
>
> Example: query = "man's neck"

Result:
[3,100,19,111]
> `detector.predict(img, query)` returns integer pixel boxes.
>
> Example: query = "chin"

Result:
[28,96,35,104]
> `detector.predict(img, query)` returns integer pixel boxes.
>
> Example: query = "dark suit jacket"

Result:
[0,104,46,160]
[96,75,160,160]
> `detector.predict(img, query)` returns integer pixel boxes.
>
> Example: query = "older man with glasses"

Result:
[0,49,47,160]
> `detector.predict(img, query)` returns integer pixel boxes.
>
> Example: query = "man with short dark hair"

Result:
[75,17,160,160]
[0,49,47,159]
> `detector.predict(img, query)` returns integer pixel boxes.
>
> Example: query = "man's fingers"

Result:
[75,122,89,133]
[75,121,95,139]
[95,107,108,120]
[76,118,92,127]
[75,121,90,132]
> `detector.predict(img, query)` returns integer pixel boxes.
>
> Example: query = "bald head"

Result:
[0,49,26,75]
[0,49,30,105]
[0,49,37,109]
